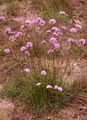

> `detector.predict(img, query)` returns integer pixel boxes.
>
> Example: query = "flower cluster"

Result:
[0,12,86,103]
[1,10,87,115]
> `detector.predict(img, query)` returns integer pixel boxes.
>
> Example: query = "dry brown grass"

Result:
[72,74,87,92]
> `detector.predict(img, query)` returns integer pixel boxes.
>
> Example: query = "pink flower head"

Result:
[20,46,27,52]
[54,85,59,90]
[15,32,22,38]
[48,19,56,24]
[79,38,86,45]
[50,37,57,44]
[24,51,30,56]
[36,83,41,86]
[46,85,52,89]
[26,42,33,48]
[53,43,60,49]
[4,48,10,54]
[46,29,51,33]
[0,16,5,21]
[52,32,58,37]
[57,87,63,91]
[36,17,45,26]
[56,31,62,36]
[67,38,75,43]
[39,20,45,26]
[41,40,47,44]
[61,26,67,30]
[27,35,30,38]
[23,68,30,73]
[70,28,77,33]
[75,20,81,25]
[41,70,47,76]
[5,27,11,33]
[51,27,60,32]
[75,24,82,29]
[59,11,65,15]
[25,19,36,25]
[9,36,16,42]
[54,85,63,91]
[35,27,41,32]
[20,25,25,30]
[47,49,54,54]
[36,17,43,23]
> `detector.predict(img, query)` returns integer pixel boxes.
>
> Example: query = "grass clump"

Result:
[3,82,18,99]
[2,72,74,116]
[32,0,70,19]
[3,73,87,116]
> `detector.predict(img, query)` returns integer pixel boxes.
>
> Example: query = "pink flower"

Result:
[36,17,43,23]
[4,48,10,54]
[53,43,60,49]
[47,49,54,54]
[75,20,81,25]
[23,68,30,73]
[54,85,63,91]
[36,17,45,26]
[46,29,51,33]
[46,85,52,89]
[20,25,25,30]
[75,24,82,29]
[51,27,60,32]
[20,46,27,52]
[57,87,63,91]
[41,40,47,44]
[61,26,67,30]
[50,37,57,44]
[25,19,36,25]
[0,16,5,21]
[52,32,59,37]
[15,32,22,38]
[35,27,41,32]
[27,35,30,38]
[39,20,45,26]
[41,70,47,76]
[56,31,62,36]
[24,51,30,56]
[59,11,65,15]
[48,19,56,24]
[79,39,86,45]
[70,28,77,33]
[26,42,33,48]
[67,38,75,43]
[5,27,11,33]
[54,85,59,90]
[36,83,41,86]
[9,36,16,42]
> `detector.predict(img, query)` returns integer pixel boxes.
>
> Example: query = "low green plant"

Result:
[2,71,74,116]
[3,82,18,99]
[7,72,73,116]
[32,0,70,20]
